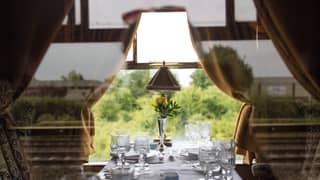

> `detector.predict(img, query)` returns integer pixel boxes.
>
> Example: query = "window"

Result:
[126,12,199,63]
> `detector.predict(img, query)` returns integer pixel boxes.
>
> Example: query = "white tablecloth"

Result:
[98,139,242,180]
[98,156,241,180]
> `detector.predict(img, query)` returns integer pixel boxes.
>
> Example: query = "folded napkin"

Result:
[125,150,159,163]
[180,148,198,161]
[160,171,179,180]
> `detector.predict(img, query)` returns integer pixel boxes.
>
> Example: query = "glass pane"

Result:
[75,0,81,25]
[62,15,68,25]
[197,39,318,179]
[35,43,124,80]
[136,12,199,63]
[201,40,292,78]
[91,68,241,162]
[235,0,257,21]
[12,42,127,179]
[89,0,226,29]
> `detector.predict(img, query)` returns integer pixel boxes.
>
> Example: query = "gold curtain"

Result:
[0,1,73,179]
[80,76,118,155]
[190,27,256,164]
[80,19,141,156]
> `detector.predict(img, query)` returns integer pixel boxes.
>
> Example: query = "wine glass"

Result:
[115,133,131,169]
[134,136,151,175]
[110,133,118,157]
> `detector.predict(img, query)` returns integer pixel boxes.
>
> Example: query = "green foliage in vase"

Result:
[152,94,180,118]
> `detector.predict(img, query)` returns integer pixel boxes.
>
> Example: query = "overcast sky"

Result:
[35,40,292,86]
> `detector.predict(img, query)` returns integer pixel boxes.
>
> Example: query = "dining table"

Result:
[96,139,242,180]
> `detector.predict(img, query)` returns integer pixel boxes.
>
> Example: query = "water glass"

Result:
[115,133,131,168]
[134,136,150,167]
[199,145,221,180]
[185,123,200,146]
[199,121,211,143]
[219,140,235,180]
[111,167,134,180]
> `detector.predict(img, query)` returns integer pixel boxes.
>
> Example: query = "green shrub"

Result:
[203,45,254,92]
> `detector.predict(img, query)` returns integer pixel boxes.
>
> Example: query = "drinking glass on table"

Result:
[219,140,235,180]
[189,123,201,146]
[134,136,150,170]
[110,133,118,157]
[199,144,221,180]
[114,133,131,169]
[199,121,211,144]
[185,124,192,141]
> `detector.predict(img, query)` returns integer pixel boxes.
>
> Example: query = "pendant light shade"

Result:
[146,62,181,91]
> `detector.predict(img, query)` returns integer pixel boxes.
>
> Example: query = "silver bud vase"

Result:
[157,117,166,152]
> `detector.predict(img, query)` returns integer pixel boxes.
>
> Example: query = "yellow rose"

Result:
[156,96,166,105]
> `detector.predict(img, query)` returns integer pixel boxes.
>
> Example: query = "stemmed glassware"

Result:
[111,132,131,169]
[110,133,118,157]
[134,136,150,171]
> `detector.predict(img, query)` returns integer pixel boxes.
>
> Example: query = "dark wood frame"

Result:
[55,0,269,69]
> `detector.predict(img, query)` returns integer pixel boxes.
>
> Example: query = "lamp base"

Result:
[153,138,172,147]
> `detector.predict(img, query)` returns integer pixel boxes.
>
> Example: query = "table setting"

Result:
[97,121,241,180]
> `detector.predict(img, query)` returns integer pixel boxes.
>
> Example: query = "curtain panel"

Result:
[253,0,320,178]
[193,0,320,166]
[189,27,256,164]
[0,1,74,179]
[254,0,320,102]
[80,17,141,155]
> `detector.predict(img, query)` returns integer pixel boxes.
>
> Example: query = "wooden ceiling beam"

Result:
[54,22,268,42]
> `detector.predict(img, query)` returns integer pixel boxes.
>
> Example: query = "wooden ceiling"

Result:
[54,0,269,43]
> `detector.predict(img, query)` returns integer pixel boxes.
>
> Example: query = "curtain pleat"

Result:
[233,103,255,164]
[1,1,74,179]
[0,115,28,180]
[190,25,256,163]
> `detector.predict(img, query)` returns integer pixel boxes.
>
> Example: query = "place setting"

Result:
[98,121,239,180]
